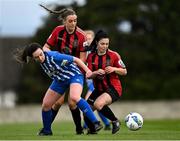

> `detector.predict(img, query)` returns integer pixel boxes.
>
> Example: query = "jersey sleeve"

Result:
[113,52,126,68]
[46,27,59,47]
[78,31,87,52]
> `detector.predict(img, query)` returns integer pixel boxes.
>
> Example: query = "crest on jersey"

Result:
[61,60,68,66]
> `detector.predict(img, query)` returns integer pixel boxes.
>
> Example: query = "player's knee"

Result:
[70,95,80,103]
[94,101,104,111]
[42,102,51,111]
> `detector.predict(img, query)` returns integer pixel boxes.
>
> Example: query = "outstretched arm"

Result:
[73,57,92,78]
[79,52,87,62]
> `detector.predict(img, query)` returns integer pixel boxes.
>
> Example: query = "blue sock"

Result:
[77,98,98,123]
[42,110,52,133]
[98,111,110,126]
[83,122,88,129]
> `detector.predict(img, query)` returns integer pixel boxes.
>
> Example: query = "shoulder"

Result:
[76,27,86,37]
[53,25,65,31]
[49,51,72,58]
[45,51,59,56]
[87,52,96,58]
[46,51,70,60]
[108,49,121,59]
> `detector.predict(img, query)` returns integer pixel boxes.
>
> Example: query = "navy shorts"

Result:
[49,75,84,94]
[87,88,120,106]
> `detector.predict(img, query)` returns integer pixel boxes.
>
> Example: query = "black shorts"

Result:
[87,88,120,106]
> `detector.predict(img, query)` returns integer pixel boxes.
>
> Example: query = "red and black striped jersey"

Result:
[46,25,86,58]
[87,49,125,96]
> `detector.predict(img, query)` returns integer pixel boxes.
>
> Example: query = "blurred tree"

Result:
[16,0,180,103]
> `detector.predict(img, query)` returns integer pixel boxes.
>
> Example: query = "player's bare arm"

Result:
[105,66,127,75]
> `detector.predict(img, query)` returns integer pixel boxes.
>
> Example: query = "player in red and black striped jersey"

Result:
[83,30,111,131]
[40,6,88,134]
[45,25,87,60]
[87,50,124,97]
[85,30,127,134]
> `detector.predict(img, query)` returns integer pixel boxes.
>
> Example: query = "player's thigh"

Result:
[42,88,61,110]
[69,83,83,102]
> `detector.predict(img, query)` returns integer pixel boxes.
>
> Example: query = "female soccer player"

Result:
[84,30,111,131]
[39,5,87,134]
[85,30,127,134]
[14,42,102,135]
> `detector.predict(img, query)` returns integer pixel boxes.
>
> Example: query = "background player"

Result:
[84,30,111,131]
[40,5,87,134]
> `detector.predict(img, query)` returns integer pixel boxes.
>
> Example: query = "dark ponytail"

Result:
[14,43,42,64]
[90,30,109,52]
[39,4,76,21]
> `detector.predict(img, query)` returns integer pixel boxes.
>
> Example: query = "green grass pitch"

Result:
[0,119,180,140]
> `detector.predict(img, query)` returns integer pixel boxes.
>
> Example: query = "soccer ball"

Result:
[125,112,143,131]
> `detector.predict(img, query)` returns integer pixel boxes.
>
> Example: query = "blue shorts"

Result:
[86,79,94,92]
[49,75,84,94]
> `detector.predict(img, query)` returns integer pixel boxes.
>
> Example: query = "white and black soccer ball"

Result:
[125,112,143,131]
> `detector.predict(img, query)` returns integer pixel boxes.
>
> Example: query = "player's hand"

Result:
[96,69,105,75]
[95,69,105,80]
[86,70,92,78]
[105,66,115,74]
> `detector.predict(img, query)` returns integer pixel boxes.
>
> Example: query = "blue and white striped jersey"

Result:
[40,51,82,82]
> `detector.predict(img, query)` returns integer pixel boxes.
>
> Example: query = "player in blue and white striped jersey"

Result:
[14,42,102,136]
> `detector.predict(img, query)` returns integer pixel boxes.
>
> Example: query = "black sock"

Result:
[84,115,95,132]
[70,107,82,131]
[51,108,59,124]
[99,106,118,121]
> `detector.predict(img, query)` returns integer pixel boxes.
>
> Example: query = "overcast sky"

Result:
[0,0,85,37]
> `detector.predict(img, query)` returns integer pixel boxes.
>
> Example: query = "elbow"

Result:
[122,69,127,76]
[74,57,80,64]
